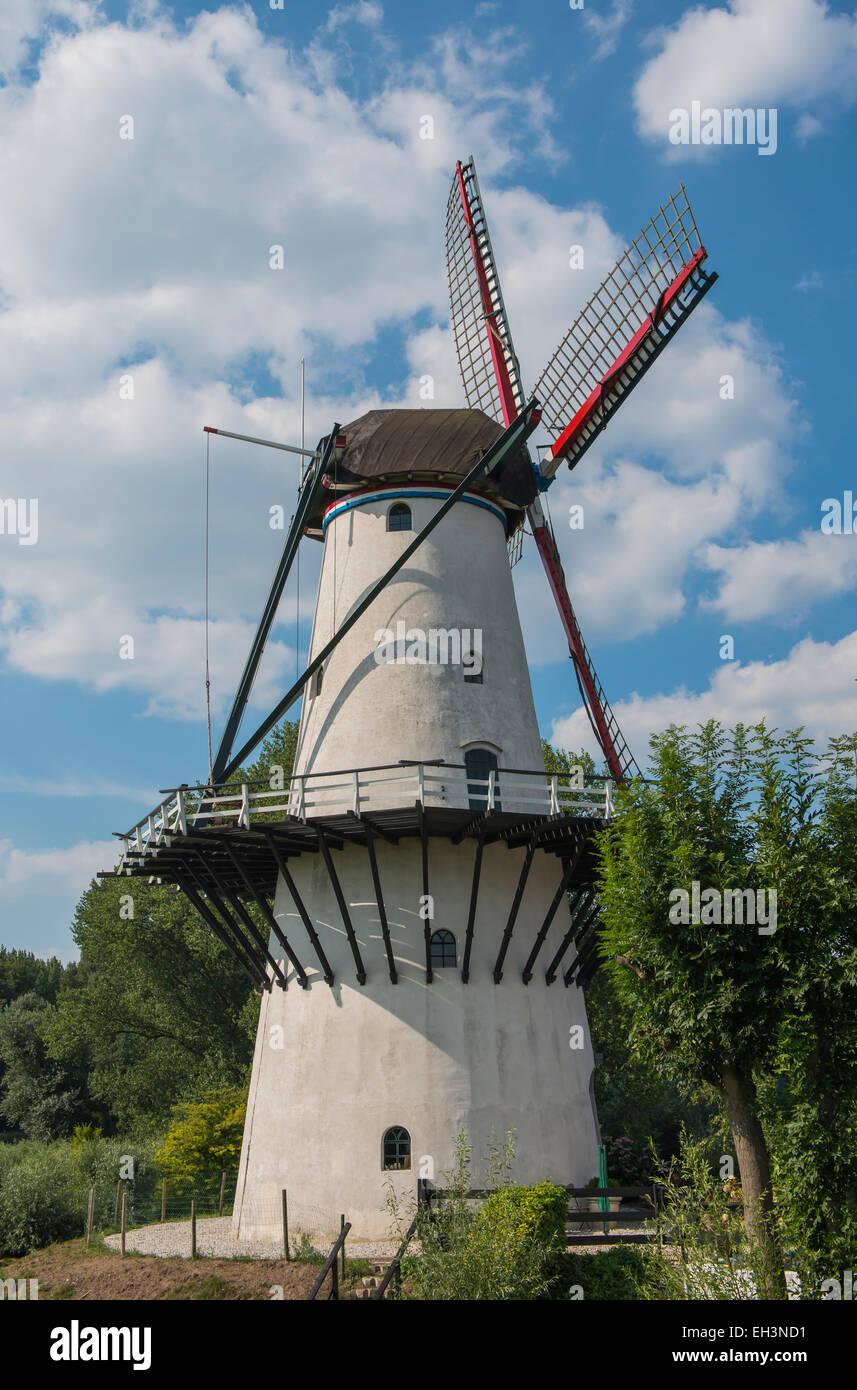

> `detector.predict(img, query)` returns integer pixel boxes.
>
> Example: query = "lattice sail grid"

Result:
[534,186,705,437]
[446,159,526,426]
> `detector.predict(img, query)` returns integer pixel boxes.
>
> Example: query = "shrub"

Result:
[0,1146,82,1255]
[388,1131,569,1301]
[154,1086,247,1187]
[561,1247,648,1300]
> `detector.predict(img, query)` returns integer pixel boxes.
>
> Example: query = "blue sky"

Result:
[1,0,855,957]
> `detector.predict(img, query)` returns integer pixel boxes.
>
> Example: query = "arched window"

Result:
[464,747,502,812]
[430,929,457,969]
[382,1126,411,1171]
[387,502,412,532]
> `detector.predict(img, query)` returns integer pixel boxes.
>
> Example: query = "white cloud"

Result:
[324,2,383,33]
[796,269,824,291]
[634,0,857,150]
[0,0,97,77]
[701,530,857,622]
[551,629,857,765]
[0,773,156,802]
[0,5,566,718]
[515,303,803,659]
[584,0,634,60]
[0,837,114,891]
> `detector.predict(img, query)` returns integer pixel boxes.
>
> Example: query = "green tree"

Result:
[155,1085,248,1185]
[43,721,300,1132]
[595,721,857,1294]
[0,992,93,1139]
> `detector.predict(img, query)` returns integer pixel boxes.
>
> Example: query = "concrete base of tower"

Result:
[232,837,601,1243]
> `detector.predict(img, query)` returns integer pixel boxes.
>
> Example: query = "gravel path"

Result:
[103,1217,404,1262]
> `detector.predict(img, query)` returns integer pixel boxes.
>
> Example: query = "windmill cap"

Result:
[304,407,536,534]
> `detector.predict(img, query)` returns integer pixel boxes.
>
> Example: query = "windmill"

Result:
[102,159,716,1242]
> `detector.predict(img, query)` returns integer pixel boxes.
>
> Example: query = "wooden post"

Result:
[331,1249,339,1302]
[218,1171,226,1217]
[114,1179,122,1226]
[282,1189,289,1261]
[191,1198,197,1258]
[340,1214,347,1282]
[85,1186,95,1247]
[161,1176,167,1224]
[120,1192,127,1256]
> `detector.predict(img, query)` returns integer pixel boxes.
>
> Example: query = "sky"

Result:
[0,0,855,958]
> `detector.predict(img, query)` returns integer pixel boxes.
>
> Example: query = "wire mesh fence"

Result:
[82,1175,346,1262]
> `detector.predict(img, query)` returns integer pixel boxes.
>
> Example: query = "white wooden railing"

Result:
[114,762,615,871]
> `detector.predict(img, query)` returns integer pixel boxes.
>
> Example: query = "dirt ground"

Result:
[0,1236,357,1301]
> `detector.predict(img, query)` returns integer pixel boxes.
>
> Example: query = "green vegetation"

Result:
[389,1132,569,1301]
[155,1086,247,1186]
[595,720,857,1292]
[562,1247,648,1300]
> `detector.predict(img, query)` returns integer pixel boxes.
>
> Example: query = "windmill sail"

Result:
[535,185,717,475]
[446,157,526,427]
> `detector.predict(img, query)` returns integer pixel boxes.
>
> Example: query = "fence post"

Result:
[218,1171,226,1217]
[331,1250,339,1302]
[282,1189,289,1261]
[161,1177,167,1224]
[114,1179,122,1226]
[85,1187,95,1247]
[191,1198,197,1258]
[340,1214,346,1283]
[120,1192,127,1256]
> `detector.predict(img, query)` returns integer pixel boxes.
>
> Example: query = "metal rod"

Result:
[203,425,315,458]
[493,838,535,982]
[419,802,432,983]
[282,1189,290,1261]
[220,839,308,986]
[199,857,288,987]
[264,831,334,985]
[211,429,338,783]
[461,835,483,983]
[218,1171,226,1217]
[521,851,580,984]
[316,830,366,984]
[365,829,397,983]
[176,870,267,990]
[181,866,269,987]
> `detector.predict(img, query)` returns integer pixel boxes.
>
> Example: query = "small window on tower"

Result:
[310,665,323,698]
[430,929,457,969]
[387,503,412,532]
[382,1126,411,1171]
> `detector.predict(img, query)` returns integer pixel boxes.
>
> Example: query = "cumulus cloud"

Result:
[0,837,114,890]
[583,0,634,60]
[634,0,857,151]
[551,629,857,766]
[701,530,857,622]
[0,4,573,719]
[516,302,803,660]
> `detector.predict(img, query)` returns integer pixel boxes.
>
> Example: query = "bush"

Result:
[0,1145,82,1255]
[388,1131,569,1301]
[561,1247,648,1300]
[154,1086,247,1188]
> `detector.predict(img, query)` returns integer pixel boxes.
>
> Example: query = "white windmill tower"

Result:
[106,160,716,1241]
